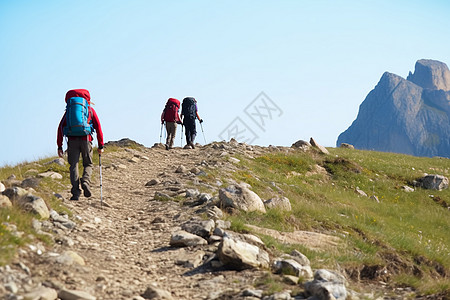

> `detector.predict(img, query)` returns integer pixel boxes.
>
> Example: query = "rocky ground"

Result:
[1,139,444,300]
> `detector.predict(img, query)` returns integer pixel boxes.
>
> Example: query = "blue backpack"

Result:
[63,97,93,136]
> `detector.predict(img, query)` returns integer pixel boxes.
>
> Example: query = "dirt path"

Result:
[49,145,261,300]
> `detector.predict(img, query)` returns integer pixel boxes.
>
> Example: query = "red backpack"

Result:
[162,98,181,122]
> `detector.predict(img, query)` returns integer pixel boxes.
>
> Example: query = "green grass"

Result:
[0,147,115,266]
[225,148,450,296]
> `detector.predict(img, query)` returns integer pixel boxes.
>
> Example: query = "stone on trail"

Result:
[145,179,160,186]
[55,250,85,266]
[175,165,187,173]
[219,185,266,213]
[142,285,174,300]
[58,289,96,300]
[272,258,313,279]
[23,286,58,300]
[217,236,269,270]
[181,219,215,238]
[169,230,208,247]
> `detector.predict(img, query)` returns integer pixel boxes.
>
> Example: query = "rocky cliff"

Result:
[337,59,450,157]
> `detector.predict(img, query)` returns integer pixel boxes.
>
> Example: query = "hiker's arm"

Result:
[57,114,66,155]
[91,108,104,151]
[196,112,203,123]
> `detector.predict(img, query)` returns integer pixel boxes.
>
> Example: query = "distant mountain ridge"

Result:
[337,59,450,157]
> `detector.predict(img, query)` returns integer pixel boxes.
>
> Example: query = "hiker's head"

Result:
[66,89,91,104]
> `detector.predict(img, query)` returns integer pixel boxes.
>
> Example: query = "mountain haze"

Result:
[337,59,450,157]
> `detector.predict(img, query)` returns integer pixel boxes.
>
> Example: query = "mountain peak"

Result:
[407,59,450,91]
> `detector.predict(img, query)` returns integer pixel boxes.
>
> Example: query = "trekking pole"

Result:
[200,122,207,144]
[181,124,184,147]
[159,122,163,144]
[99,153,103,208]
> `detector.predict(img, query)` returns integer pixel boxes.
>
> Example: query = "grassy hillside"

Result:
[224,147,449,296]
[1,145,449,297]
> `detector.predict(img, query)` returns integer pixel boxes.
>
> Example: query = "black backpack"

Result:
[182,97,197,119]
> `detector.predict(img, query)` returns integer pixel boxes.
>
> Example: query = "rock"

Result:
[242,289,263,298]
[264,196,292,211]
[146,179,160,186]
[45,158,66,166]
[50,210,76,229]
[272,258,313,278]
[402,185,415,192]
[105,138,143,148]
[0,181,5,192]
[38,171,63,179]
[21,177,41,188]
[206,206,224,220]
[340,143,354,149]
[142,285,174,300]
[219,185,266,213]
[129,157,140,163]
[290,249,311,266]
[23,286,58,300]
[304,269,347,300]
[175,165,187,173]
[185,189,200,198]
[169,230,208,247]
[215,220,231,230]
[154,191,172,201]
[229,157,240,164]
[190,167,201,174]
[4,281,18,293]
[0,194,12,207]
[55,250,85,266]
[58,289,96,300]
[263,291,292,300]
[355,187,367,197]
[3,187,49,218]
[310,137,330,154]
[337,59,450,158]
[291,140,311,150]
[283,275,299,285]
[217,236,269,270]
[175,249,205,268]
[407,59,450,91]
[417,174,449,190]
[181,219,215,238]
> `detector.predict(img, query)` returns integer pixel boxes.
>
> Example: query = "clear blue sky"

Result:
[1,0,449,166]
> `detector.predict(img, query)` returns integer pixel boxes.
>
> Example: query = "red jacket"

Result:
[57,106,104,149]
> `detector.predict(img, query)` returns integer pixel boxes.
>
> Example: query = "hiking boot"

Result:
[82,182,92,198]
[70,194,80,201]
[165,144,169,150]
[190,142,195,149]
[184,144,192,149]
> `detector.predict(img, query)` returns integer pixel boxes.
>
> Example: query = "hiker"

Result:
[57,89,104,201]
[181,97,203,149]
[161,97,182,150]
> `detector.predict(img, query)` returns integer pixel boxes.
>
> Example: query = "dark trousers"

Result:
[68,138,93,196]
[184,118,196,144]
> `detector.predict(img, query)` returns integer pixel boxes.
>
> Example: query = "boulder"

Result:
[38,171,63,179]
[23,286,58,300]
[3,187,49,219]
[340,143,354,149]
[58,289,96,300]
[264,196,291,211]
[304,269,348,300]
[219,185,266,213]
[217,236,269,270]
[169,230,208,247]
[272,258,313,278]
[181,219,215,238]
[310,137,330,154]
[417,174,449,190]
[291,140,311,150]
[0,195,12,207]
[142,285,173,300]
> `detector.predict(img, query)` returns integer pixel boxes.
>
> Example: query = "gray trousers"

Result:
[68,138,93,196]
[165,122,177,148]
